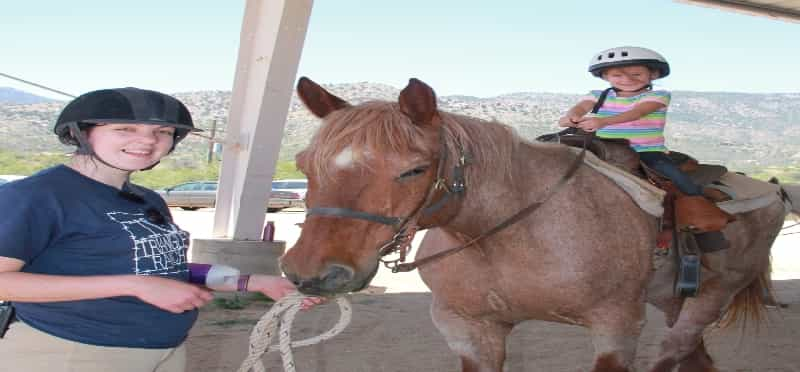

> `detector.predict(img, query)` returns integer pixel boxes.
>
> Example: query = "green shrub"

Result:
[213,295,248,310]
[0,149,306,189]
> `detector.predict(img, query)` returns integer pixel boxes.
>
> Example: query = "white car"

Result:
[0,174,26,186]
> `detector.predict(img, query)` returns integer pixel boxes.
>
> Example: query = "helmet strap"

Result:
[68,122,94,156]
[140,161,161,171]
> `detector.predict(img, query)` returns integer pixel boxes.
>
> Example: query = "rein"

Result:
[392,147,586,272]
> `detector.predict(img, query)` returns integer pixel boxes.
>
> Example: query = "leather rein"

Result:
[306,131,587,273]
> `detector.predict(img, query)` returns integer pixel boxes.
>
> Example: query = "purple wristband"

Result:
[237,275,251,292]
[187,263,212,285]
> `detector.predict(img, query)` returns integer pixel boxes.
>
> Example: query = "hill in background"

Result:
[1,83,799,175]
[0,87,59,105]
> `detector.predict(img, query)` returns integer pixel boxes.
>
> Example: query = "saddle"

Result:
[537,129,735,241]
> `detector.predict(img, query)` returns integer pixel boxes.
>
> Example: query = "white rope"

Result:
[236,292,352,372]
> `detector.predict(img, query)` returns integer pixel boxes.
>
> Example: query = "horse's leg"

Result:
[588,304,646,372]
[677,339,718,372]
[648,277,730,372]
[430,298,512,372]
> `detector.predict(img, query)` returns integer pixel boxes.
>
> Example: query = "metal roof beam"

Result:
[677,0,800,23]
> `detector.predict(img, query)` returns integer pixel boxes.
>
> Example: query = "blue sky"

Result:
[2,0,798,99]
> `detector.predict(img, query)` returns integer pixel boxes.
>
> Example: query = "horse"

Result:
[280,76,799,372]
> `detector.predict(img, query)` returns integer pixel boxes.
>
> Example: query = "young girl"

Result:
[558,46,708,196]
[0,87,320,371]
[559,46,732,242]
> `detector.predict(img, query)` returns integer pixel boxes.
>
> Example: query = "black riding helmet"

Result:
[54,87,201,152]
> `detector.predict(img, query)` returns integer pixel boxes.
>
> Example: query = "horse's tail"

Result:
[717,264,772,330]
[716,177,792,330]
[771,177,800,216]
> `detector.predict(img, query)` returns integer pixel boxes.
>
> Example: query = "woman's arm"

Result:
[188,263,323,309]
[0,257,212,313]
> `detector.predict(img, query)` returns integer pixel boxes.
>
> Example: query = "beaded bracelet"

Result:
[237,274,251,292]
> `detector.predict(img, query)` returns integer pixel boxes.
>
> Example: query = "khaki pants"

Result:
[0,321,185,372]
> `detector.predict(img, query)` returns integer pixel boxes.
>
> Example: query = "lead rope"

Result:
[237,292,352,372]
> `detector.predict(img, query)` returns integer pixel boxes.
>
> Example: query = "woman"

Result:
[0,87,319,371]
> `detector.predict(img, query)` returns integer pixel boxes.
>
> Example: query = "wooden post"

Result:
[207,119,217,164]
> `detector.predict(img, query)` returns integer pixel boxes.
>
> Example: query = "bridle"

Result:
[306,127,587,273]
[306,127,468,272]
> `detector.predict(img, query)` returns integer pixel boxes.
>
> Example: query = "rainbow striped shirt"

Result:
[583,89,671,153]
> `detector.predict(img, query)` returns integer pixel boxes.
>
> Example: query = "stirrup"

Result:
[676,254,701,297]
[674,231,701,297]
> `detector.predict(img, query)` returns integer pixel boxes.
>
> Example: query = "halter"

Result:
[305,127,469,271]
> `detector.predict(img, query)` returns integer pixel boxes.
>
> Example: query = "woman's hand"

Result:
[131,276,214,314]
[248,274,326,310]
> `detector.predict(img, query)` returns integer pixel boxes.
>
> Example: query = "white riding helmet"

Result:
[588,46,670,79]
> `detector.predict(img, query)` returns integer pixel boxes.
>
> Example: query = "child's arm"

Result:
[577,101,665,132]
[558,100,595,127]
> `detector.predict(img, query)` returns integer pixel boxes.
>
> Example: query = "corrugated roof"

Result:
[677,0,800,23]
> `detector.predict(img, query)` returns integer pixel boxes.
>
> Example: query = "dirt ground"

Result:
[180,211,800,371]
[186,279,800,372]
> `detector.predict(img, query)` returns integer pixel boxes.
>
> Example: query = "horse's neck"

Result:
[445,143,584,234]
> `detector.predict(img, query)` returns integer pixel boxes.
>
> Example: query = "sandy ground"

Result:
[176,209,800,371]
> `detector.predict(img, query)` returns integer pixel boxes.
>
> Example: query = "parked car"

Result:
[271,179,308,200]
[155,180,304,212]
[155,181,217,210]
[0,174,26,186]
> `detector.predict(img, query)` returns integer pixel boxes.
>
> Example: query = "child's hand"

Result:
[576,117,606,132]
[558,116,580,127]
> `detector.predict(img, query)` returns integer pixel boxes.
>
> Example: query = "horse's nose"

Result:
[319,264,355,291]
[282,264,355,294]
[283,270,310,289]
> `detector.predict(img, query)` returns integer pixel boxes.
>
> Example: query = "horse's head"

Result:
[281,77,456,296]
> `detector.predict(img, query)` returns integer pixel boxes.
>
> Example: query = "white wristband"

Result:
[205,264,241,291]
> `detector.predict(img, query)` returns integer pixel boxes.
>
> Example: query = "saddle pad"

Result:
[713,172,784,214]
[568,147,666,217]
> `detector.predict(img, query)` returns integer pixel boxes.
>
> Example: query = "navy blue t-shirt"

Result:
[0,165,196,348]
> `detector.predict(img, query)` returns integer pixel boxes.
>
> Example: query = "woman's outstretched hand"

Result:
[248,274,326,310]
[131,276,214,314]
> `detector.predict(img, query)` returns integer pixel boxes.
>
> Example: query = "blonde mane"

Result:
[297,101,521,185]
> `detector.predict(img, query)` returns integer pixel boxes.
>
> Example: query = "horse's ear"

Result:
[297,77,349,118]
[399,78,438,126]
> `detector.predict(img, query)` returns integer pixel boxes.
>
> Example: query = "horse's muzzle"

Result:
[283,263,357,296]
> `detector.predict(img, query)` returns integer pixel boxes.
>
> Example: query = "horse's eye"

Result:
[398,166,429,180]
